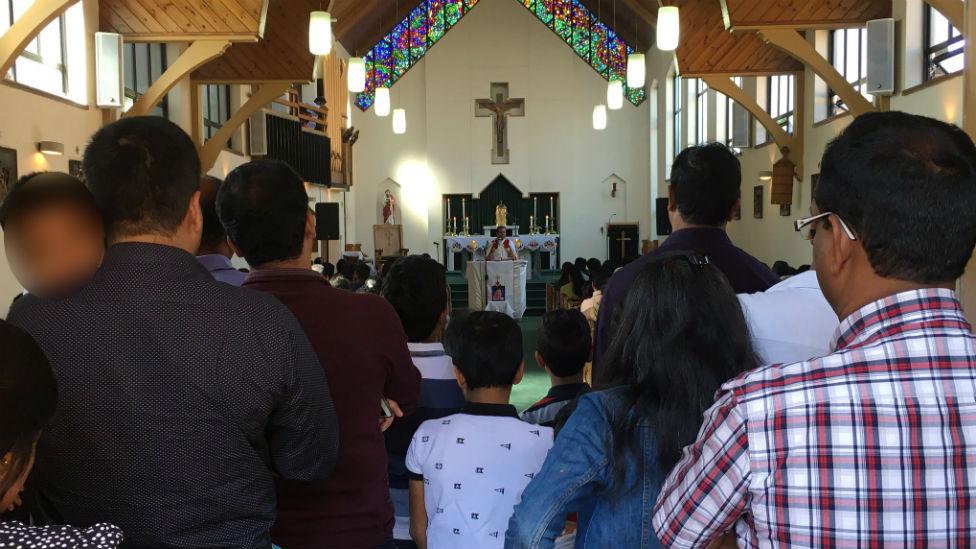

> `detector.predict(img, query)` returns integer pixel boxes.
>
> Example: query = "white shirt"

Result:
[487,238,516,261]
[738,270,839,365]
[406,406,553,549]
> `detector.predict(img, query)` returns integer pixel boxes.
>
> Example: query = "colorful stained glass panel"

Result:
[571,0,590,61]
[390,22,410,77]
[409,3,428,61]
[522,0,535,11]
[607,31,626,82]
[357,52,376,110]
[535,0,553,26]
[428,0,446,44]
[552,0,572,43]
[445,0,464,28]
[465,0,479,8]
[373,38,393,88]
[590,18,608,76]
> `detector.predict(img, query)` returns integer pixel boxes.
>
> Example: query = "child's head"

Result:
[536,309,591,380]
[0,320,57,513]
[0,173,105,298]
[445,311,524,393]
[382,255,449,342]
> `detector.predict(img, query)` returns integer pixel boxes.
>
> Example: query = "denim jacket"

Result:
[505,387,664,549]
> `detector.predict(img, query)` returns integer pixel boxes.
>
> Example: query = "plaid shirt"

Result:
[652,288,976,549]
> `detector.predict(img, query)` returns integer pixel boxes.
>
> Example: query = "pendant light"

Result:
[657,6,680,51]
[592,104,607,130]
[375,87,391,116]
[348,56,366,93]
[393,108,407,134]
[309,10,333,55]
[626,16,645,88]
[607,80,624,110]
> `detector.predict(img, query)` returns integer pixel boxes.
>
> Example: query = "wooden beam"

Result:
[0,0,76,77]
[703,74,802,177]
[119,33,257,43]
[959,0,976,321]
[758,28,876,117]
[928,0,964,36]
[125,40,231,118]
[199,81,292,172]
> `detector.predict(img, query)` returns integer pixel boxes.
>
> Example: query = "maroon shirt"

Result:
[244,268,421,549]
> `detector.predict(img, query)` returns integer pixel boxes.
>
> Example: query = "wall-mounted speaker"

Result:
[656,197,672,236]
[315,202,340,241]
[867,18,895,96]
[248,110,268,156]
[94,33,123,108]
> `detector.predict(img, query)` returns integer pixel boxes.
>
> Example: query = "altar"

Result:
[444,233,559,275]
[466,260,528,319]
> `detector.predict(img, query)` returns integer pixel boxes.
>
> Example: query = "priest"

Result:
[486,225,518,261]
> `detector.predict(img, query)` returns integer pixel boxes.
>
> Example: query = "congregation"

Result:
[3,109,976,549]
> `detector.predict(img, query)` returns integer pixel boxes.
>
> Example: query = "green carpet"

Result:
[511,316,551,412]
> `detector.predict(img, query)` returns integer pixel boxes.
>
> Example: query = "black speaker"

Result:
[315,202,340,240]
[656,198,672,236]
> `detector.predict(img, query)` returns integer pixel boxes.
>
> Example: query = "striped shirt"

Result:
[653,288,976,549]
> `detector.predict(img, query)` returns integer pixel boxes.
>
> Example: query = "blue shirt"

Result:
[197,254,247,286]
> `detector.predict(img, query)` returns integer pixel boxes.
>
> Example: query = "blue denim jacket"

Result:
[505,387,664,549]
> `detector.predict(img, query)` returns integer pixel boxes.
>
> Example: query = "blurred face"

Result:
[4,204,105,298]
[0,440,37,513]
[498,227,507,239]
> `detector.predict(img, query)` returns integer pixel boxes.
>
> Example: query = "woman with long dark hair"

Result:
[0,320,123,548]
[557,262,585,302]
[505,252,758,549]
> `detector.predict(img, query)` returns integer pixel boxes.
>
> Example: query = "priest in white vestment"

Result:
[486,225,518,261]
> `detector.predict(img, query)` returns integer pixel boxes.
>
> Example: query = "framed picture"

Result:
[753,185,764,219]
[0,146,17,202]
[69,159,84,180]
[780,203,791,217]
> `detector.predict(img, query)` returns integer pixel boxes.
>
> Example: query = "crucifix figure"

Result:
[475,82,525,165]
[616,231,632,259]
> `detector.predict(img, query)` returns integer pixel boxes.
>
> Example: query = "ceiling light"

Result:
[348,57,366,93]
[759,171,773,181]
[656,6,680,51]
[374,87,391,117]
[592,105,607,130]
[627,52,646,88]
[37,141,64,156]
[393,108,407,134]
[308,11,332,56]
[607,80,624,110]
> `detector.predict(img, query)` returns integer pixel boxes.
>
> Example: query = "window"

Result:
[924,4,964,80]
[123,43,168,117]
[767,74,795,134]
[202,84,231,141]
[672,74,682,160]
[3,0,67,96]
[725,77,748,150]
[827,28,873,117]
[694,78,708,144]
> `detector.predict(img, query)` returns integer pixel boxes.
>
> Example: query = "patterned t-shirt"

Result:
[406,403,553,549]
[0,521,123,548]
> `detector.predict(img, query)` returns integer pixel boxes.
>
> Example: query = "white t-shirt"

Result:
[738,270,839,365]
[406,404,554,549]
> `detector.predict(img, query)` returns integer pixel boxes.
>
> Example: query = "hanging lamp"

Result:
[593,105,607,130]
[656,6,680,51]
[607,80,624,110]
[308,11,333,55]
[393,108,407,134]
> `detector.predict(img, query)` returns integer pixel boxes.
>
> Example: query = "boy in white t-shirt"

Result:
[406,311,554,549]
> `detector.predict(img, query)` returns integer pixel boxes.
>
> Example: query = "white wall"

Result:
[350,0,651,261]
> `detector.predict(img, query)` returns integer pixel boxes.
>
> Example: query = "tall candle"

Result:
[530,215,534,230]
[533,197,538,222]
[550,196,554,218]
[462,198,466,220]
[453,216,457,233]
[545,215,550,229]
[446,198,451,223]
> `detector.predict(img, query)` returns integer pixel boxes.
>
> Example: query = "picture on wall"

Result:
[0,146,17,202]
[780,203,791,217]
[69,159,84,181]
[753,185,763,219]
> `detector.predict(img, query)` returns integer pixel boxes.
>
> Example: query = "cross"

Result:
[475,82,525,165]
[616,231,632,259]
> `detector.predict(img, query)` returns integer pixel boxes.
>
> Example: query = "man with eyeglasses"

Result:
[653,111,976,548]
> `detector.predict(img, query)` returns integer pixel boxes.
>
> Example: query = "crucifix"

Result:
[616,231,632,259]
[475,82,525,165]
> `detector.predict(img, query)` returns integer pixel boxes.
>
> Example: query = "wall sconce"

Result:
[38,141,64,156]
[759,171,773,181]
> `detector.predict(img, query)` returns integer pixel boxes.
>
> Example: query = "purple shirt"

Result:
[197,254,247,287]
[594,227,778,381]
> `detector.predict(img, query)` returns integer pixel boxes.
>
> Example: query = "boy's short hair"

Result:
[537,309,591,377]
[0,172,100,230]
[591,270,610,292]
[445,311,523,390]
[382,255,448,342]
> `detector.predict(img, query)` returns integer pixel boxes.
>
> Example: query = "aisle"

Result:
[511,317,550,412]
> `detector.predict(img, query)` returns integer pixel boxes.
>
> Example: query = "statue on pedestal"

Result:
[495,201,508,227]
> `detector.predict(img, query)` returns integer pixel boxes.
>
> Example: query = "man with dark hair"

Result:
[196,175,245,286]
[320,261,335,281]
[594,142,777,378]
[7,117,339,549]
[381,254,465,546]
[521,309,591,428]
[0,172,104,299]
[407,311,552,549]
[218,159,420,549]
[655,112,976,548]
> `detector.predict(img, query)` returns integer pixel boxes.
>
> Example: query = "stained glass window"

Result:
[355,0,646,110]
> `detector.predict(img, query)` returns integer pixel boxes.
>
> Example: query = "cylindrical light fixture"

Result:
[656,6,680,51]
[309,11,332,56]
[592,105,607,130]
[627,52,646,88]
[759,171,773,181]
[607,80,624,110]
[374,87,391,117]
[393,108,407,134]
[348,57,366,93]
[37,141,64,156]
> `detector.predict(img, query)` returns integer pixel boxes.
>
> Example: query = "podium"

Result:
[466,260,528,318]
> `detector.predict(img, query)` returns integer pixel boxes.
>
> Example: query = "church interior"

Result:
[4,0,976,548]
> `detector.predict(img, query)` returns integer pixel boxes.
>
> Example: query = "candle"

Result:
[545,215,550,228]
[550,196,554,218]
[530,215,534,230]
[462,198,466,220]
[453,216,457,233]
[533,197,538,222]
[446,198,451,223]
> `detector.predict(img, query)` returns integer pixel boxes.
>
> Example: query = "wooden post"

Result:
[759,28,876,117]
[198,81,291,172]
[125,40,231,118]
[0,0,76,77]
[959,0,976,320]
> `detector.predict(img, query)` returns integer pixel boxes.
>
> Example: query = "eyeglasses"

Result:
[794,212,857,241]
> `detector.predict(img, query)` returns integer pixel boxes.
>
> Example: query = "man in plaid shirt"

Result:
[653,112,976,548]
